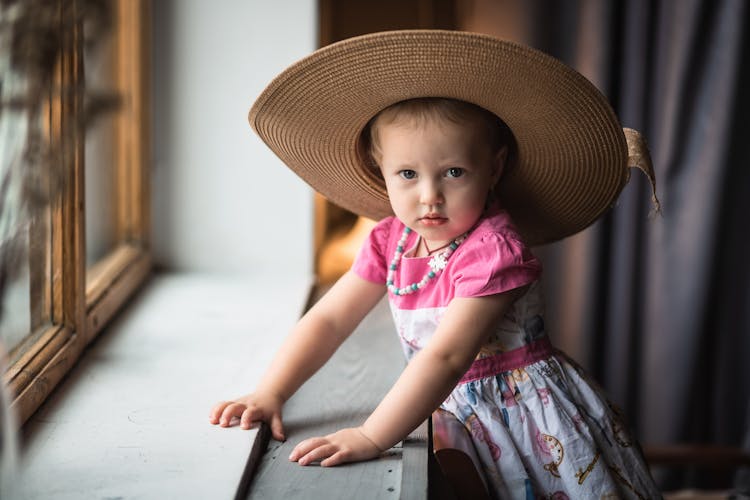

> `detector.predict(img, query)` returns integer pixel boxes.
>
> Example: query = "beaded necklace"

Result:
[386,227,467,296]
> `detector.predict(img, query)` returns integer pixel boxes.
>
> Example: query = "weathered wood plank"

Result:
[246,298,429,499]
[400,421,430,500]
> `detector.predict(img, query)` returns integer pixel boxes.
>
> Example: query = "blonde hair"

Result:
[365,97,515,170]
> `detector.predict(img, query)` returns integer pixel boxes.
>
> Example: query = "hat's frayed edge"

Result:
[624,128,662,218]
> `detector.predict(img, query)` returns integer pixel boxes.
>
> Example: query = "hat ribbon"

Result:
[624,128,661,215]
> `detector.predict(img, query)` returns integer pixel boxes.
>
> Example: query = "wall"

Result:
[152,0,316,275]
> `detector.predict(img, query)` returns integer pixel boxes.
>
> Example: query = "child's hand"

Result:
[208,391,286,441]
[289,427,383,467]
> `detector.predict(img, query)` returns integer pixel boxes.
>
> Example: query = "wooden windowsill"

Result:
[16,272,429,498]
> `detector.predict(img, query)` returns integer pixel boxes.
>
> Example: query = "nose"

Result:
[419,179,444,206]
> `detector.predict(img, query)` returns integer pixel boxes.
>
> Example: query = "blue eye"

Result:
[446,167,464,178]
[399,170,417,180]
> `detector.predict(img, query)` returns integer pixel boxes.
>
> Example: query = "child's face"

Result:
[377,117,505,249]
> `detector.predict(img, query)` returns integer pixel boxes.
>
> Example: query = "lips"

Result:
[419,214,447,226]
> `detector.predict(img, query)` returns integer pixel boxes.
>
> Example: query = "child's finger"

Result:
[270,413,286,441]
[239,405,263,429]
[208,401,231,424]
[218,402,247,426]
[289,436,327,462]
[320,451,348,467]
[297,443,338,466]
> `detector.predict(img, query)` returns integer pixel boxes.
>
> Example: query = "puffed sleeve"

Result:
[351,216,395,284]
[451,229,542,298]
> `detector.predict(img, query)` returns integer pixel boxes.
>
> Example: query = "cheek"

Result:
[383,182,410,211]
[389,194,411,213]
[457,181,489,201]
[456,184,491,215]
[383,180,397,202]
[384,179,411,197]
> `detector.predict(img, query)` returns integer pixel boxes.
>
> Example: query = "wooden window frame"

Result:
[2,0,152,426]
[85,0,151,340]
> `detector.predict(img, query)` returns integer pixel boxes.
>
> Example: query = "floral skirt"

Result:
[439,337,662,499]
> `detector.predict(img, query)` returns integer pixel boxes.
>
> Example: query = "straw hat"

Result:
[249,30,656,245]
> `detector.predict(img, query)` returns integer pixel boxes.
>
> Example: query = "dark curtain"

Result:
[518,0,750,490]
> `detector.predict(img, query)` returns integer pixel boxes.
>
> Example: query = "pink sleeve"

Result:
[451,230,542,298]
[351,217,394,285]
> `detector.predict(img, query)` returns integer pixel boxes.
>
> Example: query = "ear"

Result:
[490,146,508,186]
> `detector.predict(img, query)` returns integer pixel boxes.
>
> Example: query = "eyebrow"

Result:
[385,158,471,169]
[382,162,415,171]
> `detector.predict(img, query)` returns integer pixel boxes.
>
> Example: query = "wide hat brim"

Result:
[249,30,631,246]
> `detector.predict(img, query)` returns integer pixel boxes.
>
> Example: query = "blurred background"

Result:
[155,0,750,492]
[1,0,747,495]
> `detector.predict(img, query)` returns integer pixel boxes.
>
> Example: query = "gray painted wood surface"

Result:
[246,298,429,500]
[17,273,309,499]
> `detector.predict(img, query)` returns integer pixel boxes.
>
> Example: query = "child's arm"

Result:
[289,287,525,466]
[209,271,385,441]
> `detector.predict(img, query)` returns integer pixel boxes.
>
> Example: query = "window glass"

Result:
[0,45,32,354]
[0,245,31,354]
[84,19,118,266]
